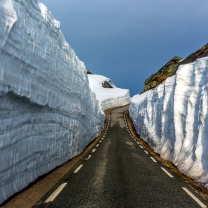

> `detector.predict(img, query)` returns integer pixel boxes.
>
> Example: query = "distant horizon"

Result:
[39,0,208,96]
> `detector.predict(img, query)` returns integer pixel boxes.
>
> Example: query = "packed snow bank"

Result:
[88,74,130,110]
[0,1,104,204]
[130,56,208,188]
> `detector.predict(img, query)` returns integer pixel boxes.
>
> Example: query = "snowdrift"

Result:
[88,74,130,110]
[0,1,104,204]
[130,56,208,188]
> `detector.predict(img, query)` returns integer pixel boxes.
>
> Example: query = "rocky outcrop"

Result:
[141,57,183,93]
[141,43,208,94]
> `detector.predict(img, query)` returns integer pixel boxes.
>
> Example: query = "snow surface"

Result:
[130,57,208,188]
[88,74,130,110]
[0,1,104,204]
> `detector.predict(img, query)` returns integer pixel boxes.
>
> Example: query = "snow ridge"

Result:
[88,74,130,110]
[130,57,208,188]
[0,0,104,204]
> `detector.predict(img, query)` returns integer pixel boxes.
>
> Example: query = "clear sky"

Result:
[38,0,208,96]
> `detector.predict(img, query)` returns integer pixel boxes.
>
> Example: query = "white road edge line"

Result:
[144,150,149,155]
[150,157,157,163]
[45,183,67,203]
[85,155,91,160]
[96,144,99,147]
[92,148,96,153]
[182,187,207,208]
[161,167,173,178]
[140,145,144,149]
[73,164,83,173]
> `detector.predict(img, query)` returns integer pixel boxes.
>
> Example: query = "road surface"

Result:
[34,105,207,208]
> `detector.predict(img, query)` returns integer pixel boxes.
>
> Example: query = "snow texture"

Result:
[130,57,208,188]
[0,0,104,204]
[88,74,130,110]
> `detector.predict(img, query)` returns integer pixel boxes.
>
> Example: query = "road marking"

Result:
[150,157,157,163]
[144,150,149,155]
[137,142,139,144]
[99,140,102,143]
[74,165,83,173]
[161,167,173,178]
[96,144,99,147]
[182,187,207,208]
[85,155,91,160]
[102,137,104,140]
[140,145,144,149]
[45,183,67,203]
[92,148,96,153]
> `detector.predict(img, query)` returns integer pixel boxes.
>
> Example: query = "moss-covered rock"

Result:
[141,56,183,94]
[88,44,208,94]
[140,43,208,94]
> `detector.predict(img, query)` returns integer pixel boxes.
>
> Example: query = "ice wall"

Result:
[0,0,104,204]
[88,74,130,110]
[130,57,208,188]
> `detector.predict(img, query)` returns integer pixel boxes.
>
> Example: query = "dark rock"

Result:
[102,81,113,88]
[179,43,208,66]
[87,70,93,74]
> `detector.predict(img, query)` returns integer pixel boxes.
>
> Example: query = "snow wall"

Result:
[0,0,105,204]
[130,56,208,188]
[88,74,130,110]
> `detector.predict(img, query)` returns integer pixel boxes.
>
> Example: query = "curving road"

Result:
[34,105,207,208]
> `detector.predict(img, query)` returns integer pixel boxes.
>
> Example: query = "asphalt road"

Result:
[34,105,208,208]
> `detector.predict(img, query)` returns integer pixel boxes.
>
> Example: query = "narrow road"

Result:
[34,105,207,208]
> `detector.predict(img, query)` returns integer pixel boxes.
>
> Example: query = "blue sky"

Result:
[39,0,208,96]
